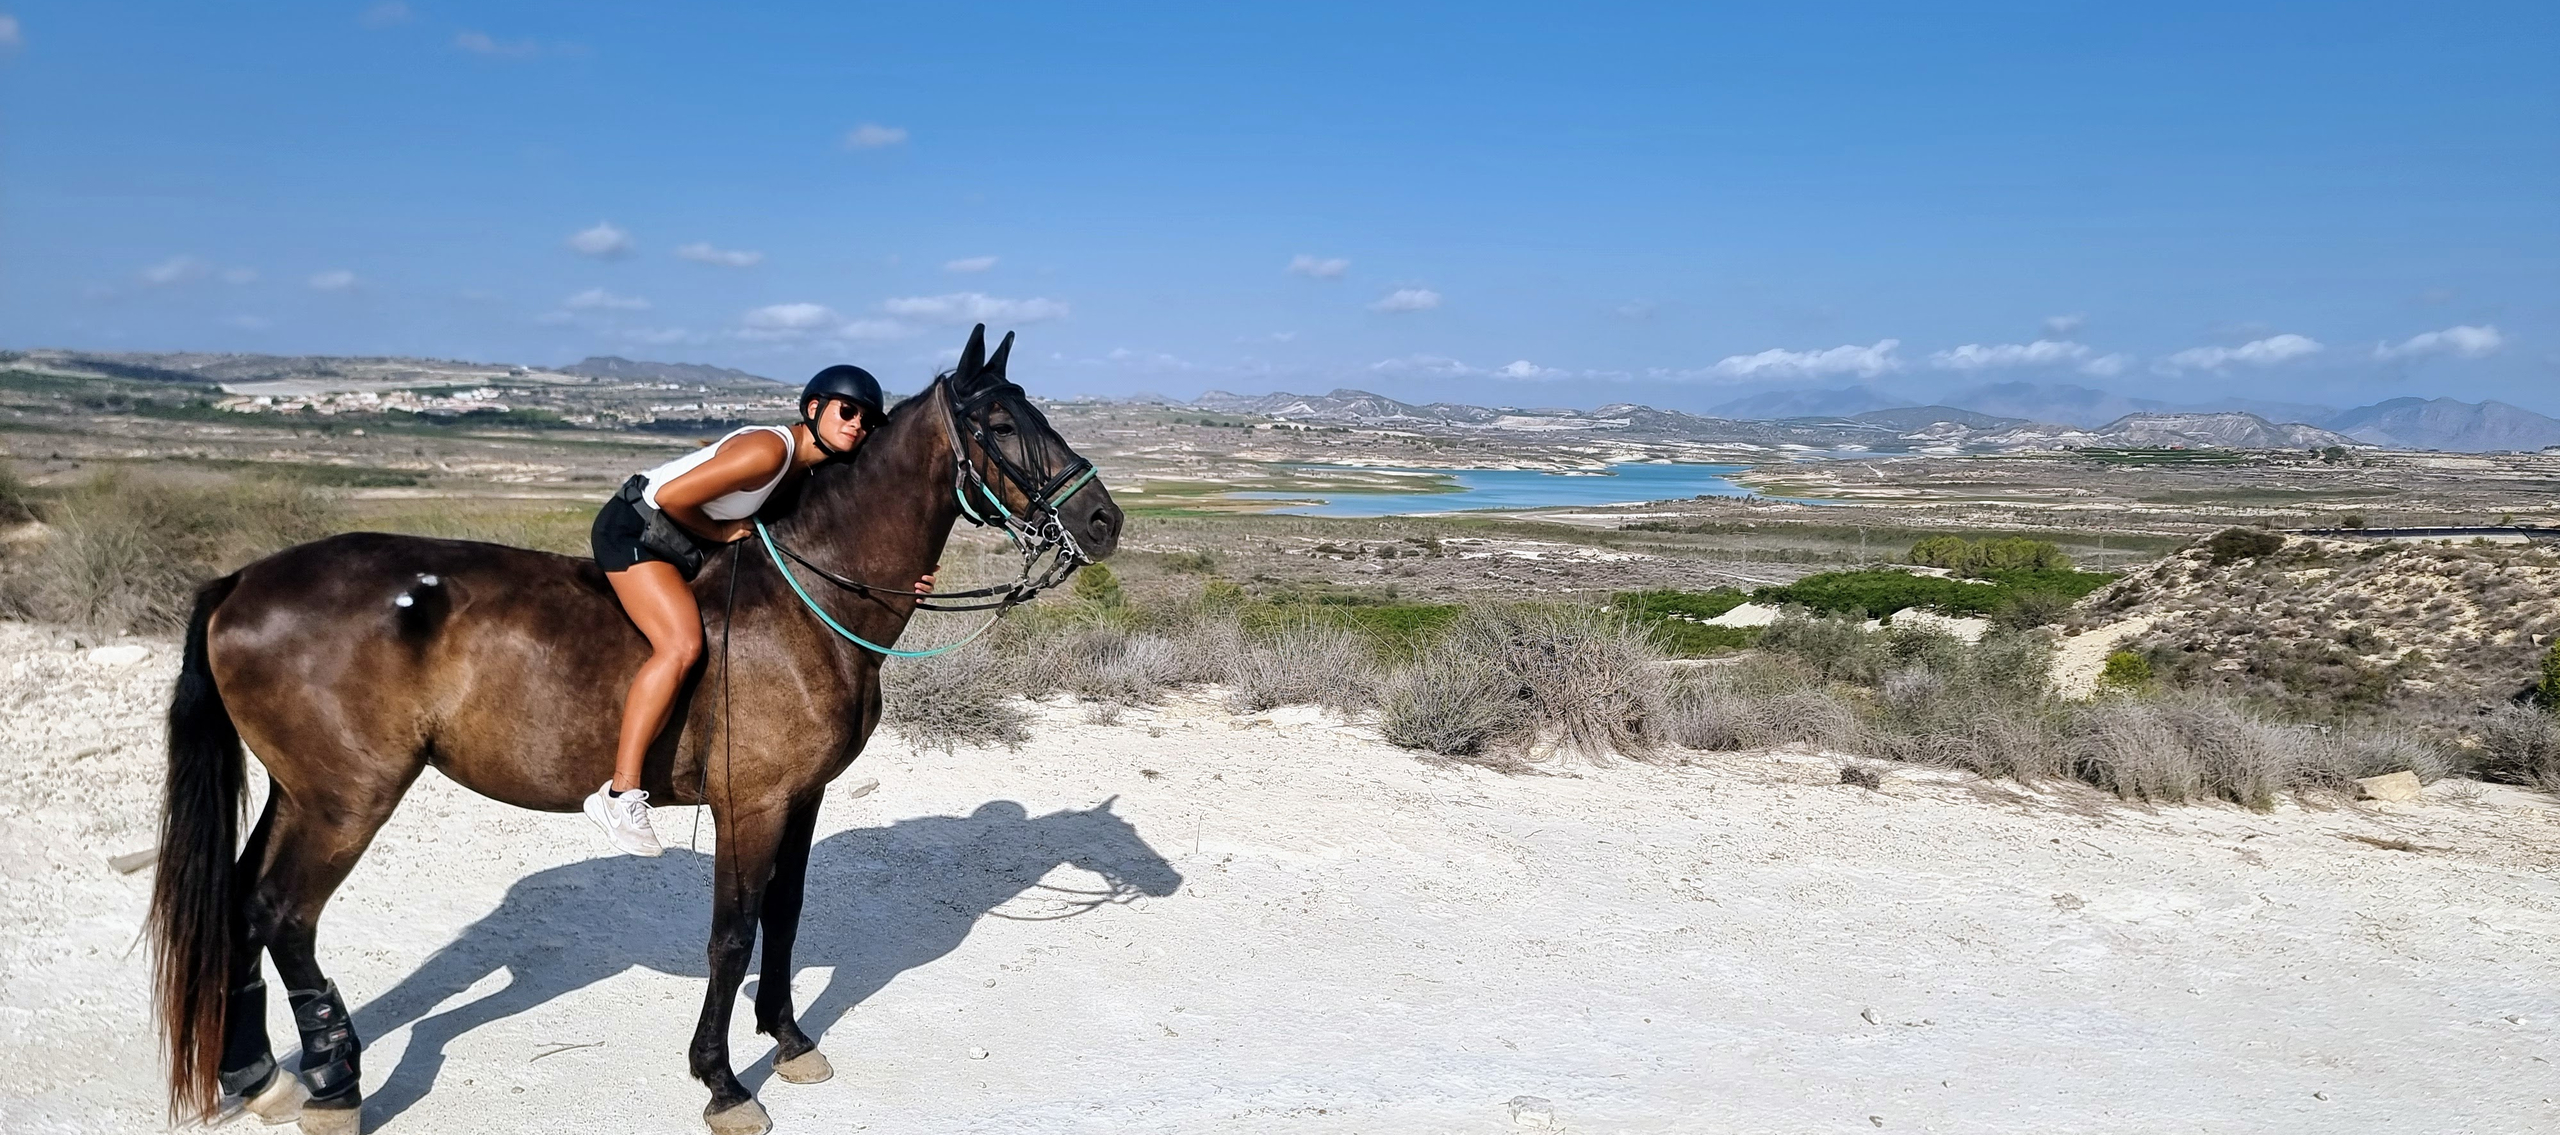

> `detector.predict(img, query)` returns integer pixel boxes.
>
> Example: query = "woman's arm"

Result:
[653,431,791,542]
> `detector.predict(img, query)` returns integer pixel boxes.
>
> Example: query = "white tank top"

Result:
[639,425,796,520]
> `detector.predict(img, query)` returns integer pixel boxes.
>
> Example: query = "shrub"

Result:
[881,648,1033,753]
[1377,653,1526,758]
[2537,639,2560,710]
[1439,606,1666,762]
[1759,610,1886,683]
[1908,535,2073,576]
[2097,650,2153,690]
[1071,562,1125,608]
[1,470,340,632]
[0,460,33,526]
[2474,706,2560,793]
[1228,625,1376,713]
[1991,589,2074,630]
[2204,527,2286,565]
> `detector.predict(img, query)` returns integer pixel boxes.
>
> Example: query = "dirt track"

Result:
[4,620,2558,1134]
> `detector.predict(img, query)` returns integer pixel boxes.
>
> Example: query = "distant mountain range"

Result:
[1702,382,2560,451]
[557,356,782,386]
[1196,387,2363,451]
[12,347,2553,452]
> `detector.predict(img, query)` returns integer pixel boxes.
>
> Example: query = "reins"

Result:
[751,370,1094,660]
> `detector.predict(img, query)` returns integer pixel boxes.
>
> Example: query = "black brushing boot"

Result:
[290,982,363,1134]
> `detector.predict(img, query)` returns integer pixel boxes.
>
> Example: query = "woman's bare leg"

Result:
[604,562,704,792]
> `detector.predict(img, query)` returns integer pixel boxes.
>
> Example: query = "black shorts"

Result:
[591,477,714,578]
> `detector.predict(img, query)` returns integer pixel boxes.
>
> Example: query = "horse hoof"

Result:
[704,1098,772,1135]
[774,1049,834,1084]
[244,1067,309,1125]
[296,1099,363,1135]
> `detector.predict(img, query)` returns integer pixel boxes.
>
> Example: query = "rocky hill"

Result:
[2079,534,2560,725]
[2327,397,2560,452]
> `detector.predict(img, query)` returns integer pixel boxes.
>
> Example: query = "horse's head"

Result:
[940,324,1123,561]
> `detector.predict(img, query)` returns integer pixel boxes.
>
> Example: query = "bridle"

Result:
[750,371,1098,657]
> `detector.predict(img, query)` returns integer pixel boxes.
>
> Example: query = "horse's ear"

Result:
[1096,794,1119,813]
[954,324,987,387]
[987,330,1015,377]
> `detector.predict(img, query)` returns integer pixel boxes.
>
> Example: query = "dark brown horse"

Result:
[146,325,1122,1134]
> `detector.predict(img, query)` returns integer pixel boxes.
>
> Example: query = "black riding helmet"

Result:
[799,364,886,457]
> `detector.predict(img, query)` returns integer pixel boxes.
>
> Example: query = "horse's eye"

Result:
[991,423,1017,436]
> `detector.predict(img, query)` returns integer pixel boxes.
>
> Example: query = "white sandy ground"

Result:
[5,620,2560,1134]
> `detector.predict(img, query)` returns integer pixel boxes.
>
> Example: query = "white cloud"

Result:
[361,2,411,27]
[943,256,999,274]
[0,15,22,51]
[843,123,908,149]
[1286,254,1349,279]
[1616,301,1656,321]
[566,287,649,311]
[1101,347,1192,371]
[1494,360,1558,380]
[741,302,840,332]
[1929,339,2091,371]
[621,326,702,346]
[308,270,357,292]
[2043,313,2085,337]
[566,221,633,258]
[454,30,537,57]
[1369,287,1441,313]
[220,267,258,285]
[675,242,762,268]
[1370,354,1477,377]
[139,255,209,285]
[2158,333,2323,374]
[1708,339,1902,381]
[880,292,1068,324]
[2374,324,2504,361]
[735,303,915,343]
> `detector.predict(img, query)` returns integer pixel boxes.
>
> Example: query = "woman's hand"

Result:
[914,566,939,594]
[719,519,758,543]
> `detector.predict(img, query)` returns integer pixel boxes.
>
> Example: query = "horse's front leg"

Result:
[693,804,785,1135]
[759,795,829,1084]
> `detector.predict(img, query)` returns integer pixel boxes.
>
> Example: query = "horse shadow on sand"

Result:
[342,799,1182,1125]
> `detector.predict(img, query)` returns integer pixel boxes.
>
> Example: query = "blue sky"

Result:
[3,2,2553,413]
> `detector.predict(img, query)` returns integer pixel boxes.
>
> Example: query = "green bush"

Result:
[2537,639,2560,711]
[1613,588,1755,657]
[1071,562,1125,607]
[2098,650,2154,690]
[2204,527,2286,565]
[1908,535,2073,577]
[1753,568,2113,620]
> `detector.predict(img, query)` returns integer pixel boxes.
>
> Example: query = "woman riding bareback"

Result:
[582,365,934,856]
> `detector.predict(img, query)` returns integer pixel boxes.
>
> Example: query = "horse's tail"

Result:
[149,572,246,1122]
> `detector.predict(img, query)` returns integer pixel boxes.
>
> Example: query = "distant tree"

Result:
[1072,562,1125,608]
[1907,534,2073,577]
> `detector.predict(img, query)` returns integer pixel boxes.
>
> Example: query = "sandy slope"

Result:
[4,620,2559,1135]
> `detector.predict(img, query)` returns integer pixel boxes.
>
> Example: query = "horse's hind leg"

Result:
[248,778,416,1135]
[218,795,310,1124]
[757,798,828,1084]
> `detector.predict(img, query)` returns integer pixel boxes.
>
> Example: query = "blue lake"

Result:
[1237,463,1787,517]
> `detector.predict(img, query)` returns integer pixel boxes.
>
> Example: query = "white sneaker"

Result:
[584,782,664,857]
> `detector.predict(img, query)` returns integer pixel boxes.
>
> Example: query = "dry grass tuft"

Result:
[0,470,340,632]
[880,648,1033,753]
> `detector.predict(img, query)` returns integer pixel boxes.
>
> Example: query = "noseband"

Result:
[751,373,1097,658]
